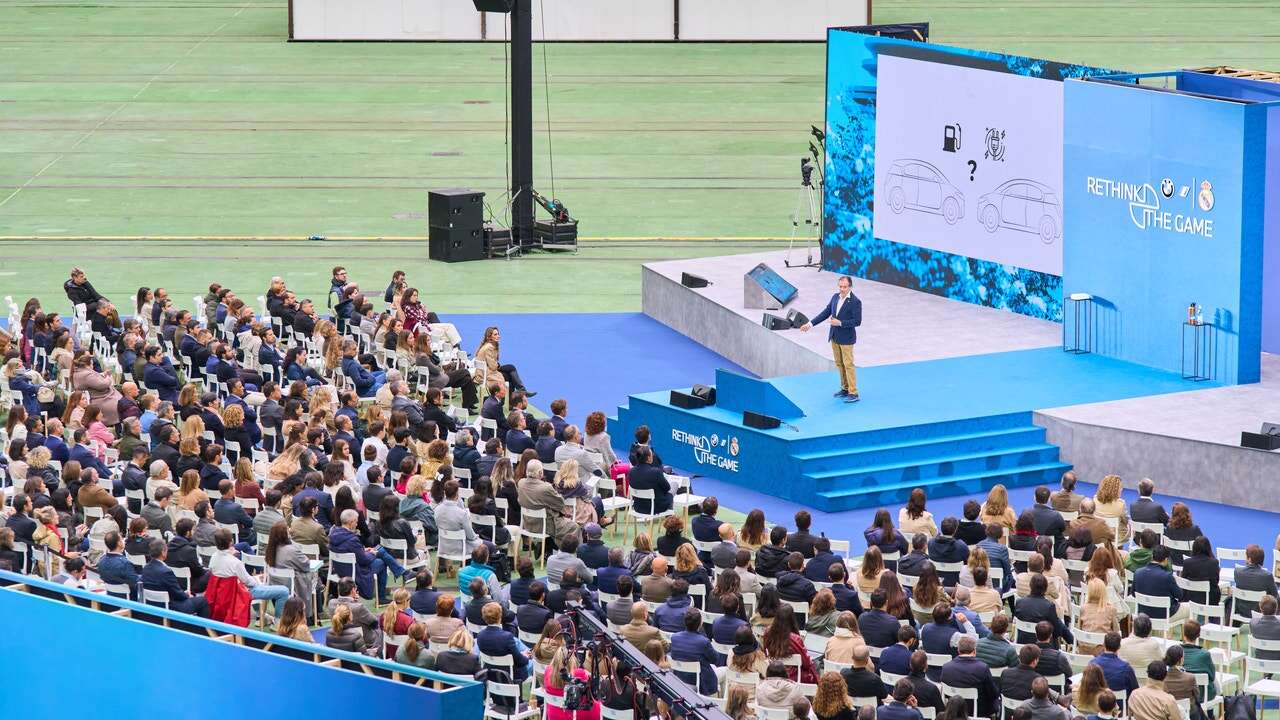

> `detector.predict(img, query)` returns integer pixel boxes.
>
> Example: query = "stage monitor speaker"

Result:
[1242,431,1280,451]
[681,272,710,289]
[743,410,781,430]
[472,0,512,10]
[691,384,716,406]
[429,226,485,263]
[762,313,790,331]
[670,390,707,410]
[786,310,809,329]
[428,188,484,229]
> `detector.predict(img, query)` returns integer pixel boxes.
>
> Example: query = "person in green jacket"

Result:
[1179,618,1217,700]
[1124,529,1158,573]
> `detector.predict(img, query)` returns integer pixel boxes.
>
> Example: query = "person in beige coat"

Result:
[1076,578,1119,654]
[620,601,666,650]
[898,488,938,539]
[517,460,579,541]
[72,354,123,426]
[823,611,865,663]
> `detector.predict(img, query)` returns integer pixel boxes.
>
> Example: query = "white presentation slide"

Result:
[872,55,1065,275]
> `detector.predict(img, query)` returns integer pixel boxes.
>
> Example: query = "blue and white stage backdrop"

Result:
[823,28,1113,321]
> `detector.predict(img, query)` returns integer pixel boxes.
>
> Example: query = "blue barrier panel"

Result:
[0,569,485,719]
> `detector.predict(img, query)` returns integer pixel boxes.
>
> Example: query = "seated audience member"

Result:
[627,447,672,516]
[879,625,917,677]
[1251,594,1280,660]
[1177,619,1217,699]
[711,522,740,571]
[1049,471,1083,513]
[863,509,909,558]
[1233,544,1277,619]
[756,525,791,580]
[140,537,210,617]
[1133,545,1186,623]
[1019,676,1071,720]
[1090,631,1140,698]
[899,488,938,540]
[804,537,842,582]
[877,679,925,720]
[926,516,969,586]
[859,589,902,650]
[1013,573,1072,646]
[955,500,987,546]
[1129,478,1169,525]
[975,613,1019,669]
[824,611,865,664]
[757,660,806,710]
[1119,614,1165,670]
[671,607,719,696]
[1128,662,1182,720]
[906,650,946,716]
[620,601,665,650]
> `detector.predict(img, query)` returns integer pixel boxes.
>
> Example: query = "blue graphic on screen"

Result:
[747,263,799,306]
[822,29,1113,321]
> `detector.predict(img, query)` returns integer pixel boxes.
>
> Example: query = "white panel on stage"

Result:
[678,0,869,41]
[873,55,1066,275]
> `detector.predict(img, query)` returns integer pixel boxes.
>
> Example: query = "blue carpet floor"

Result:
[625,347,1214,439]
[448,312,748,429]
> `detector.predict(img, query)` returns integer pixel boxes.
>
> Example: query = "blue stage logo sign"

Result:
[1084,175,1214,238]
[671,428,740,472]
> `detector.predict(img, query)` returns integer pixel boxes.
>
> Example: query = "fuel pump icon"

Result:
[943,124,961,153]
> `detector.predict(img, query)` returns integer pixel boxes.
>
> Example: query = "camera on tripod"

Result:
[800,157,815,188]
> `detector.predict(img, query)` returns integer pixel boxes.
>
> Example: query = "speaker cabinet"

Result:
[428,188,484,230]
[681,272,710,289]
[429,226,484,263]
[670,390,707,409]
[743,410,781,430]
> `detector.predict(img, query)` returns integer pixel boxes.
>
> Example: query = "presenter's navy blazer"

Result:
[811,292,862,345]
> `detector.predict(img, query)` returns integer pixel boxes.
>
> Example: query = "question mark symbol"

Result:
[967,160,977,181]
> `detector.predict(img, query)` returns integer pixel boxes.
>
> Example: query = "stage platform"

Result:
[614,347,1211,512]
[642,249,1063,378]
[631,249,1280,511]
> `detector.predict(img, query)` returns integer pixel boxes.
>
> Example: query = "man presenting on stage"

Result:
[801,275,862,403]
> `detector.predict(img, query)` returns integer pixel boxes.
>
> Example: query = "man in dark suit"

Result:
[879,626,917,676]
[200,393,226,444]
[1028,486,1067,556]
[940,636,1000,717]
[842,645,889,701]
[775,552,817,602]
[897,533,930,579]
[669,608,719,696]
[98,531,140,599]
[1129,478,1170,525]
[5,495,37,567]
[1000,644,1049,702]
[548,399,569,441]
[504,412,535,455]
[804,537,842,582]
[690,496,722,563]
[800,274,863,402]
[1014,574,1073,645]
[69,429,112,480]
[1134,546,1185,621]
[516,582,555,635]
[626,448,672,516]
[877,679,925,720]
[121,445,151,514]
[292,298,317,336]
[389,382,426,430]
[533,421,560,462]
[292,472,334,529]
[477,601,528,682]
[860,589,902,649]
[480,383,509,441]
[785,510,820,558]
[213,480,253,544]
[1236,545,1280,621]
[927,516,970,586]
[141,538,210,617]
[1089,632,1139,697]
[906,650,946,716]
[709,523,740,571]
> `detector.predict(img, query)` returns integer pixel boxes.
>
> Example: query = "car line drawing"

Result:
[977,179,1062,244]
[882,159,965,225]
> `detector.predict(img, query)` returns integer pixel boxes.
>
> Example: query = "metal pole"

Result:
[510,0,534,245]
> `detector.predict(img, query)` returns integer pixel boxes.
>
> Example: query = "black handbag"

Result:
[1221,693,1257,720]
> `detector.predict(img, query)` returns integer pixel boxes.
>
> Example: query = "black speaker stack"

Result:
[428,188,485,263]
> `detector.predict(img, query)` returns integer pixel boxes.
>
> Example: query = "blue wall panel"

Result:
[1062,79,1265,384]
[0,583,484,720]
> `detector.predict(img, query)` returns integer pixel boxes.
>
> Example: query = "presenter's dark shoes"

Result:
[833,389,849,398]
[844,393,861,403]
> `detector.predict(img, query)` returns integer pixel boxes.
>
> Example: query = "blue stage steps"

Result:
[795,411,1070,512]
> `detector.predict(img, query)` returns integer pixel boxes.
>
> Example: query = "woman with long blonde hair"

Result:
[1076,577,1119,654]
[266,443,307,483]
[554,457,597,525]
[380,588,414,654]
[812,671,855,720]
[724,686,757,720]
[959,546,990,588]
[181,414,206,445]
[1085,542,1130,623]
[178,468,209,511]
[1072,663,1109,713]
[1093,474,1130,542]
[980,484,1017,533]
[325,603,366,654]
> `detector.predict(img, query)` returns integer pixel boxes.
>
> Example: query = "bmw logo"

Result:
[1160,178,1174,198]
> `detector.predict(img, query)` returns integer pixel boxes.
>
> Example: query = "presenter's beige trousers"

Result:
[832,341,857,394]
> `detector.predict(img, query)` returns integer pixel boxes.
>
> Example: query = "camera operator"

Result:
[545,645,602,720]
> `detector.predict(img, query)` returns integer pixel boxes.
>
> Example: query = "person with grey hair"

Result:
[374,368,402,410]
[389,380,425,428]
[516,457,579,544]
[950,585,990,638]
[140,537,210,616]
[146,458,177,500]
[1130,478,1169,526]
[1068,497,1115,545]
[554,424,607,481]
[328,505,389,603]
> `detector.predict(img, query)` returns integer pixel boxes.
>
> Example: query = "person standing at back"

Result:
[800,275,863,403]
